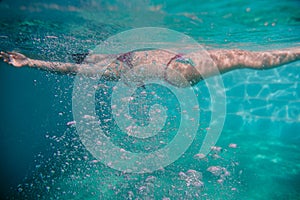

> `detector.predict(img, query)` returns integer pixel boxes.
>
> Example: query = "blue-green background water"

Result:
[0,0,299,199]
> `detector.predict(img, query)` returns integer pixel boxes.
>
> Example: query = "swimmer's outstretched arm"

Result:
[0,51,81,74]
[0,51,122,78]
[208,48,300,73]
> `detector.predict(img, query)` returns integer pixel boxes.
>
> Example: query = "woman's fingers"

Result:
[0,51,10,62]
[0,51,28,67]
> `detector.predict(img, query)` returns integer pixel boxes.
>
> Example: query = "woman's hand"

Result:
[0,51,29,67]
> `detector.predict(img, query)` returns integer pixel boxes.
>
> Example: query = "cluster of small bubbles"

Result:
[188,142,242,198]
[179,169,204,187]
[12,127,242,199]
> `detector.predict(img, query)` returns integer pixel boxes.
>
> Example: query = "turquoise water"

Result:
[0,0,299,199]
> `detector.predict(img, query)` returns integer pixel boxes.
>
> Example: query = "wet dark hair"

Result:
[71,52,89,64]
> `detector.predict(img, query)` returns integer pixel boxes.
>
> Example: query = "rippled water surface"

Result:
[0,0,299,199]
